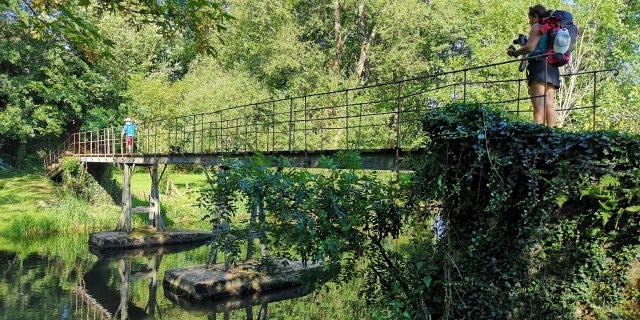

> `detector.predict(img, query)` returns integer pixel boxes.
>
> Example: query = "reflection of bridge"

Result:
[71,243,312,320]
[43,58,617,232]
[72,244,206,320]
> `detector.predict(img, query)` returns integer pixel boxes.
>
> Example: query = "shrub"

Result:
[413,103,640,319]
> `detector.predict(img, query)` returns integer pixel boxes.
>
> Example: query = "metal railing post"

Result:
[288,99,293,152]
[244,105,248,154]
[358,103,363,149]
[304,96,307,152]
[154,122,157,154]
[345,89,349,149]
[254,106,258,151]
[593,72,597,130]
[235,118,239,151]
[147,124,150,154]
[517,79,522,116]
[201,115,205,154]
[167,121,171,154]
[463,70,467,103]
[396,83,402,150]
[192,115,196,153]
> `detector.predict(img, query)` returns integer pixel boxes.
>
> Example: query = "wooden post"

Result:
[115,259,131,320]
[258,303,268,320]
[246,204,257,260]
[116,163,132,232]
[246,306,254,320]
[149,164,164,230]
[146,255,163,317]
[259,197,268,257]
[218,166,230,271]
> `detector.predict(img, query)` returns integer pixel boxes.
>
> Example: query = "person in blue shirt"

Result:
[506,5,560,127]
[121,118,137,154]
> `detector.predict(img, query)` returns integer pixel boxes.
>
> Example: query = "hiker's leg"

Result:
[544,86,557,128]
[529,81,546,125]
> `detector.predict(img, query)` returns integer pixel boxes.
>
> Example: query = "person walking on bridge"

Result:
[121,118,137,155]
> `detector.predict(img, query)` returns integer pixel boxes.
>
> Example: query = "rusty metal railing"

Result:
[44,57,618,176]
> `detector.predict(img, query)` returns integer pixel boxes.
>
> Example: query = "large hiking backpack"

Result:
[539,10,578,67]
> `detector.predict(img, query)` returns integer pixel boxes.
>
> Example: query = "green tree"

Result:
[0,0,232,54]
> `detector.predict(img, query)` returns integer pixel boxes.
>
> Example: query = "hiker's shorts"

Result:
[527,60,561,89]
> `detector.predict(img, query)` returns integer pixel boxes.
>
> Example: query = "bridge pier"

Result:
[147,164,165,230]
[116,163,133,232]
[116,163,165,233]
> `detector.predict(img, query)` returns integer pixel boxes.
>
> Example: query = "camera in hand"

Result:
[511,34,528,72]
[513,34,528,47]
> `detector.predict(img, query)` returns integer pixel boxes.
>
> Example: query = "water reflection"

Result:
[75,243,204,319]
[165,286,310,319]
[0,237,367,319]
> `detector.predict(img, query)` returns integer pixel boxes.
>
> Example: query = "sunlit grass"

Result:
[0,170,117,238]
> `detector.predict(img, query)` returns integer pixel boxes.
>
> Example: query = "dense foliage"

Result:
[197,153,440,317]
[0,0,232,54]
[2,0,639,165]
[413,104,640,318]
[198,103,640,318]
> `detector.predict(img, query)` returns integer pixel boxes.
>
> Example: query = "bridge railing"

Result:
[44,57,618,175]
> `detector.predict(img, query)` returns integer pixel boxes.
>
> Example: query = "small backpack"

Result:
[539,10,578,67]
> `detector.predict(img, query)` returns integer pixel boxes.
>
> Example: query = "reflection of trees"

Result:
[166,285,314,319]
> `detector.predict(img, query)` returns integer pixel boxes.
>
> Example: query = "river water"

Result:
[0,236,368,319]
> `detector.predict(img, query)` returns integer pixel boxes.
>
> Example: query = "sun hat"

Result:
[554,28,571,54]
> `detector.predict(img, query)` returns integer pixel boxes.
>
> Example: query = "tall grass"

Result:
[1,195,119,238]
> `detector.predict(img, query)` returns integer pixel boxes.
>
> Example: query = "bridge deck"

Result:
[72,148,421,171]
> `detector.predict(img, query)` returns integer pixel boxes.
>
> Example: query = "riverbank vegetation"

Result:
[1,0,640,318]
[197,104,640,318]
[0,160,213,237]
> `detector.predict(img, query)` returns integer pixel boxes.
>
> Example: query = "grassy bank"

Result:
[0,169,119,237]
[1,166,404,238]
[0,168,213,238]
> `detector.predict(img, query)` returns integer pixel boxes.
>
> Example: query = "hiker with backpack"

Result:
[506,4,576,127]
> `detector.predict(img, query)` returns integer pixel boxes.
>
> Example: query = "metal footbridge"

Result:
[44,58,617,176]
[42,58,617,232]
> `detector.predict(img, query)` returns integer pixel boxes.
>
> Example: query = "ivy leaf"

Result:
[626,206,640,213]
[416,261,424,271]
[423,275,432,287]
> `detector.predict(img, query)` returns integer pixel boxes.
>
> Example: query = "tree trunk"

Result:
[356,0,376,82]
[333,0,343,71]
